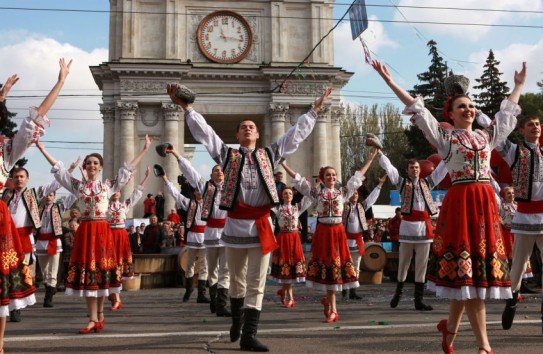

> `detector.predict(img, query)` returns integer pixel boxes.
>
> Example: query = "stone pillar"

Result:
[331,106,343,181]
[100,104,116,180]
[117,101,138,204]
[270,103,289,174]
[312,104,330,173]
[162,102,182,215]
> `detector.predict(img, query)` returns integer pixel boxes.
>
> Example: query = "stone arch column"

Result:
[116,101,138,203]
[312,104,330,173]
[162,102,182,215]
[100,104,116,180]
[331,106,344,181]
[270,103,289,173]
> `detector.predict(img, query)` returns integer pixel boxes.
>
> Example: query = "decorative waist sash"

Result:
[227,202,277,255]
[37,232,58,255]
[346,231,364,256]
[402,210,433,239]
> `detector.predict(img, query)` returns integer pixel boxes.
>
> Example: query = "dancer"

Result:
[268,162,313,308]
[167,84,331,352]
[497,114,543,331]
[286,148,379,323]
[36,135,151,334]
[378,152,447,311]
[107,167,150,311]
[372,59,525,354]
[0,58,71,351]
[161,145,230,315]
[154,161,209,304]
[342,174,387,300]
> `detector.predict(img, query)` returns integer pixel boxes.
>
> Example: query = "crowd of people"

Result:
[0,55,541,354]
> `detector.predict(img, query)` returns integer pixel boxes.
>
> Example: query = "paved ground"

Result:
[4,280,543,353]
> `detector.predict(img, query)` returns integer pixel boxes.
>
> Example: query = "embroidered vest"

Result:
[3,187,42,228]
[38,203,63,236]
[315,187,344,221]
[219,147,279,210]
[185,199,199,229]
[277,204,299,232]
[342,202,368,231]
[444,129,491,184]
[201,181,218,220]
[399,178,438,216]
[108,200,127,227]
[0,137,11,189]
[510,143,543,201]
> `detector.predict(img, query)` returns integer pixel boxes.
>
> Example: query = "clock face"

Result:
[197,11,253,64]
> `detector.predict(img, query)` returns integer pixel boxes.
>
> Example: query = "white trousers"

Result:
[397,242,431,283]
[226,247,269,311]
[37,253,61,287]
[349,250,362,277]
[206,247,230,289]
[510,233,543,292]
[185,248,208,281]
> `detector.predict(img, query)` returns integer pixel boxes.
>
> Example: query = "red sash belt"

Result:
[189,225,206,233]
[402,210,433,239]
[16,226,34,254]
[346,231,365,256]
[37,232,57,255]
[228,202,278,255]
[517,200,543,214]
[207,218,226,228]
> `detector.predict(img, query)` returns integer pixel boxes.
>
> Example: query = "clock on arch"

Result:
[197,10,253,64]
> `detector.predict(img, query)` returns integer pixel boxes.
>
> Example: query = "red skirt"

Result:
[111,228,134,279]
[0,201,35,315]
[269,231,306,284]
[66,220,121,295]
[427,183,511,299]
[306,223,359,291]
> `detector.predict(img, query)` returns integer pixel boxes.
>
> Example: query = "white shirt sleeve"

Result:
[184,109,227,164]
[125,185,145,211]
[165,181,190,210]
[51,161,80,195]
[178,156,205,194]
[428,160,448,187]
[378,153,401,186]
[362,185,382,211]
[3,107,45,171]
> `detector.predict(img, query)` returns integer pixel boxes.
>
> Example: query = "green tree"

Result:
[405,40,448,159]
[537,79,543,94]
[472,49,510,118]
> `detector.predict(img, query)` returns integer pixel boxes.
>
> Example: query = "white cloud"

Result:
[392,0,543,41]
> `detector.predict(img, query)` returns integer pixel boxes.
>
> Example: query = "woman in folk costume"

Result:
[268,162,313,308]
[0,59,71,352]
[372,59,526,354]
[342,173,387,301]
[107,167,151,311]
[286,148,379,323]
[37,135,152,334]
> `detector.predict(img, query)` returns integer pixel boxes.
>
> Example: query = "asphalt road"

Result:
[4,280,543,353]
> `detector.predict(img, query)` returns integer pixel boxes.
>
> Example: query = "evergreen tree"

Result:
[404,40,448,160]
[537,79,543,94]
[472,50,510,117]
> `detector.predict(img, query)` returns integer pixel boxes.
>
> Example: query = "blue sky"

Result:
[1,0,543,196]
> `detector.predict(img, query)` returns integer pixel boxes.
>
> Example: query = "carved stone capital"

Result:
[331,106,345,123]
[99,104,116,123]
[162,102,182,121]
[314,104,331,120]
[116,101,138,121]
[269,103,289,123]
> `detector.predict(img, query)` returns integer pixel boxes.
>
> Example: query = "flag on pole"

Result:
[349,0,368,40]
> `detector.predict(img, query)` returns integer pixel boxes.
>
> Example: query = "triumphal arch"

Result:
[91,0,352,216]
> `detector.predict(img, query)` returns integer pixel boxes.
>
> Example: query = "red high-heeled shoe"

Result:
[325,312,339,323]
[437,319,455,354]
[286,299,295,308]
[111,301,123,311]
[78,320,101,334]
[321,297,330,317]
[479,348,494,354]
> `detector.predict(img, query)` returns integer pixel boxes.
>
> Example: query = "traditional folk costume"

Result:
[184,106,318,351]
[178,156,230,315]
[498,139,543,329]
[164,181,208,303]
[0,107,44,318]
[35,194,76,307]
[342,182,382,299]
[107,185,144,280]
[269,197,313,284]
[51,162,134,297]
[293,172,362,292]
[409,97,518,300]
[380,155,447,310]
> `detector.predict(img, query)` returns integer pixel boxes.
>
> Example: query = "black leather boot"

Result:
[44,285,57,308]
[502,291,519,330]
[414,282,433,311]
[216,287,232,317]
[209,283,217,313]
[197,280,211,303]
[183,277,194,302]
[9,309,21,322]
[520,279,537,294]
[341,289,347,299]
[390,282,404,308]
[240,308,269,352]
[349,288,362,300]
[230,297,245,342]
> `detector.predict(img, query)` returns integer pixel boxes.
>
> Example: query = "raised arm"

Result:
[363,175,387,210]
[0,74,19,103]
[125,168,150,210]
[377,150,401,186]
[358,148,379,177]
[128,134,152,169]
[36,139,58,166]
[371,60,416,107]
[38,58,72,118]
[166,144,205,193]
[507,62,526,104]
[160,171,190,210]
[281,161,297,179]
